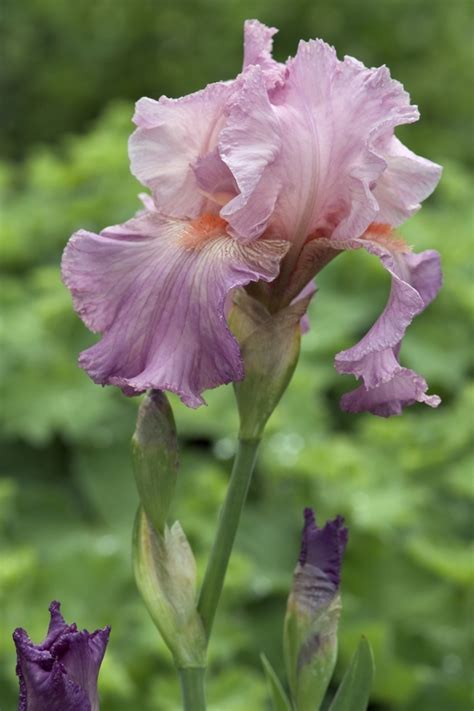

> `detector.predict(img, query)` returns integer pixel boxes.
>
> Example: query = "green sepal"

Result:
[260,653,293,711]
[230,289,312,440]
[132,390,178,534]
[328,637,374,711]
[132,507,206,668]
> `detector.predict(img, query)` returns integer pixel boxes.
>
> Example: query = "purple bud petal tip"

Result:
[299,508,348,588]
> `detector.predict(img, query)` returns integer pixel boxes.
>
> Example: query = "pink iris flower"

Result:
[62,20,442,415]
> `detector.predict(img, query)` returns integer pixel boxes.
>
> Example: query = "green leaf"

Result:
[329,637,374,711]
[261,653,293,711]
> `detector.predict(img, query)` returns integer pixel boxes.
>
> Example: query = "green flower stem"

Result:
[178,667,207,711]
[198,437,260,640]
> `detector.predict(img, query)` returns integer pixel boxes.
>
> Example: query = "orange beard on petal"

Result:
[362,222,411,253]
[180,214,228,250]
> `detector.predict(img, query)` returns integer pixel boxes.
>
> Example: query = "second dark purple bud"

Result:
[284,508,348,710]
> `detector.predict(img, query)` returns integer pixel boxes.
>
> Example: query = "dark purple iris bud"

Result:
[284,509,348,709]
[13,601,110,711]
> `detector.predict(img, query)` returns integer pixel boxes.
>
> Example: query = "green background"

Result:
[1,0,472,709]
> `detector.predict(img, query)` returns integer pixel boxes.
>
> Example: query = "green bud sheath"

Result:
[284,587,341,710]
[133,508,206,669]
[132,390,178,534]
[229,290,312,440]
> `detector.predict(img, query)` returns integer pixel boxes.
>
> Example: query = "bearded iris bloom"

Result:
[62,20,442,415]
[13,601,110,711]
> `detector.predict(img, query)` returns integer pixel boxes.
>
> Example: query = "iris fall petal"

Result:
[62,211,288,406]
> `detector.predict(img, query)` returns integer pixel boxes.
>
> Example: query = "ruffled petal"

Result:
[129,81,234,219]
[219,67,283,240]
[275,43,419,245]
[62,211,288,406]
[243,19,286,88]
[373,136,442,225]
[333,234,442,415]
[220,39,424,252]
[340,367,441,416]
[193,147,237,206]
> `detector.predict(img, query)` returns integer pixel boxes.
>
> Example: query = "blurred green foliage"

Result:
[0,0,472,709]
[2,0,472,166]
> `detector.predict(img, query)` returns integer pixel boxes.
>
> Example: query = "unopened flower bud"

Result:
[284,508,348,711]
[132,390,178,534]
[133,508,206,668]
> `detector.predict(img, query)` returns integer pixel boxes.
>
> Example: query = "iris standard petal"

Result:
[62,211,288,406]
[220,37,430,256]
[242,19,286,88]
[373,136,442,226]
[129,81,235,218]
[276,43,420,247]
[219,67,282,240]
